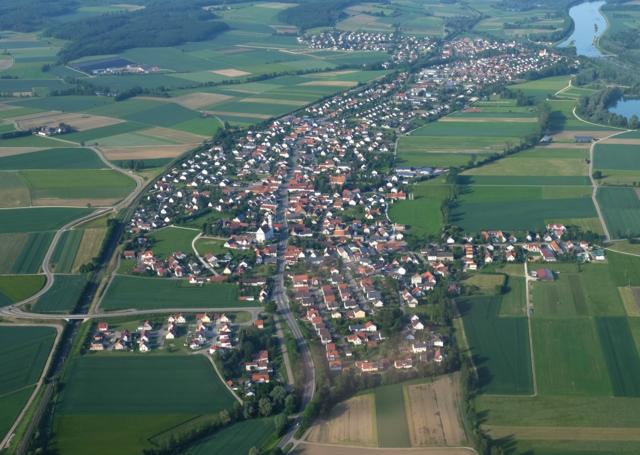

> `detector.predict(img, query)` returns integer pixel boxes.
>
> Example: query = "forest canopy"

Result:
[278,0,359,30]
[48,1,229,63]
[0,0,78,32]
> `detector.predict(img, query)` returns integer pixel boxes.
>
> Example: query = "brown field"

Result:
[206,110,271,119]
[0,147,43,157]
[211,68,251,77]
[484,425,640,441]
[300,80,358,87]
[240,97,307,106]
[13,111,122,131]
[306,394,378,447]
[32,197,120,207]
[293,443,477,455]
[551,130,613,142]
[142,126,206,142]
[100,144,191,160]
[441,117,536,123]
[72,227,107,271]
[171,92,232,110]
[405,375,467,447]
[315,70,357,77]
[619,287,640,317]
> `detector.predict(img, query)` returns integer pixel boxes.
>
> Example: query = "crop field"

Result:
[389,179,450,238]
[147,226,198,258]
[0,171,30,207]
[62,122,147,144]
[508,76,570,102]
[597,186,640,239]
[0,231,52,274]
[0,326,56,440]
[51,229,84,273]
[0,275,45,306]
[307,394,377,446]
[0,148,105,170]
[100,276,246,310]
[186,418,275,455]
[0,207,92,234]
[458,296,533,395]
[21,169,135,205]
[451,185,596,232]
[13,111,122,132]
[71,228,107,272]
[54,355,236,455]
[32,274,88,313]
[100,145,190,161]
[596,317,640,397]
[594,143,640,170]
[375,383,411,447]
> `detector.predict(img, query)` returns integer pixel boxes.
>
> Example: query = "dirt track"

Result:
[294,442,477,455]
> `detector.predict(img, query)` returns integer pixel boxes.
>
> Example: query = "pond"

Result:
[559,1,608,57]
[608,98,640,119]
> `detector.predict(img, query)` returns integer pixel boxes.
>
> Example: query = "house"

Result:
[535,268,555,281]
[255,319,265,329]
[575,135,593,143]
[252,373,270,383]
[412,341,427,353]
[97,321,109,332]
[394,358,413,369]
[355,360,379,373]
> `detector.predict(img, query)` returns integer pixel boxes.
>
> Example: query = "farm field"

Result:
[0,275,45,306]
[307,395,377,447]
[375,383,411,447]
[50,229,83,273]
[0,148,106,170]
[147,226,199,258]
[32,275,88,313]
[0,326,57,441]
[458,295,533,395]
[185,418,276,455]
[597,186,640,239]
[53,355,236,455]
[0,231,52,274]
[0,207,91,234]
[99,276,247,310]
[389,179,450,238]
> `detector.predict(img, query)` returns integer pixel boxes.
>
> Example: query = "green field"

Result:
[186,418,275,455]
[374,383,411,447]
[0,208,92,233]
[100,276,246,310]
[509,76,570,102]
[21,169,135,202]
[459,296,533,394]
[0,148,105,170]
[389,179,450,238]
[0,326,56,440]
[54,355,236,455]
[596,317,640,397]
[62,122,147,144]
[0,231,52,274]
[148,226,198,257]
[597,186,640,239]
[50,229,84,273]
[33,274,88,313]
[0,274,45,306]
[593,143,640,171]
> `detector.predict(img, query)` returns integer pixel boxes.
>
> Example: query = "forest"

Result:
[278,0,359,29]
[0,0,77,32]
[48,1,229,63]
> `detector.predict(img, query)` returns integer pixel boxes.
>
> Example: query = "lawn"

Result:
[54,355,237,455]
[597,186,640,239]
[33,274,88,313]
[185,418,276,455]
[389,180,450,238]
[374,383,411,448]
[148,226,198,257]
[532,318,612,396]
[0,274,45,306]
[0,148,105,170]
[100,276,247,310]
[458,296,533,395]
[0,326,56,440]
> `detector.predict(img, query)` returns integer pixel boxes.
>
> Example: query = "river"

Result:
[559,1,608,58]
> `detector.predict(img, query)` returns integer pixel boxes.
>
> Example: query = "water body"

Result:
[559,1,608,57]
[609,98,640,119]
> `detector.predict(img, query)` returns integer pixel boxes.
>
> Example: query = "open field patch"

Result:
[0,171,31,207]
[404,375,466,447]
[619,287,640,317]
[141,126,206,143]
[147,226,198,257]
[0,147,42,158]
[72,228,107,272]
[597,186,640,239]
[100,276,247,310]
[484,425,640,441]
[300,80,358,87]
[389,180,450,238]
[307,394,377,446]
[596,317,640,397]
[293,444,475,455]
[51,229,83,273]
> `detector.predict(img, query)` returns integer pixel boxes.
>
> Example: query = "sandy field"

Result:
[72,227,107,272]
[306,395,378,447]
[100,145,192,160]
[300,81,358,87]
[294,443,477,455]
[0,147,44,157]
[0,56,13,71]
[172,92,233,109]
[405,375,467,447]
[211,68,252,77]
[13,111,122,131]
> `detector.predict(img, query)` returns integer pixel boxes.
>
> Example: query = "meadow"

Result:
[147,226,199,258]
[0,207,92,233]
[99,276,247,310]
[389,179,450,238]
[0,326,56,441]
[0,274,45,306]
[54,355,236,455]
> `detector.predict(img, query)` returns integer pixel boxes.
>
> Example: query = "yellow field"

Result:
[404,375,467,447]
[172,92,233,109]
[100,145,191,160]
[211,68,251,77]
[294,443,476,455]
[306,394,378,447]
[72,227,107,272]
[619,287,640,317]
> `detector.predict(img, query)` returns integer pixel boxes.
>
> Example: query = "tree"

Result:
[274,413,288,436]
[284,394,297,415]
[258,397,273,416]
[269,386,287,408]
[592,170,603,180]
[629,114,639,130]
